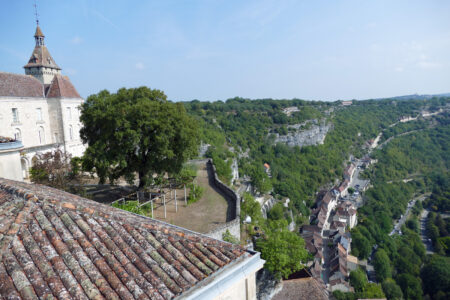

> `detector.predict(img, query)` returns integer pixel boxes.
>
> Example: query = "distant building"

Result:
[343,164,355,180]
[338,179,350,197]
[231,158,239,182]
[399,115,416,123]
[0,25,85,181]
[272,269,328,300]
[282,106,300,116]
[347,255,359,272]
[341,101,353,106]
[333,201,357,229]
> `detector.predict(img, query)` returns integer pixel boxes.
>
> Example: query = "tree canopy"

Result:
[80,87,199,188]
[256,222,309,279]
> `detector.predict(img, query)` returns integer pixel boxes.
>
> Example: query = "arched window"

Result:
[38,126,45,144]
[14,128,21,141]
[69,125,73,141]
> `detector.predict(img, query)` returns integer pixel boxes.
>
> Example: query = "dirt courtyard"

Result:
[151,160,229,233]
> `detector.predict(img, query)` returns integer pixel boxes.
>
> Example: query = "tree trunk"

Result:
[138,170,146,190]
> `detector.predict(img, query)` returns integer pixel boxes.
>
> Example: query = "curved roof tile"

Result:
[0,178,249,299]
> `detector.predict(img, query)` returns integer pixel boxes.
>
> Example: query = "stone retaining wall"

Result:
[205,159,241,241]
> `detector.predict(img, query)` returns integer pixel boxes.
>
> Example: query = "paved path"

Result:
[321,235,332,284]
[389,194,428,236]
[420,209,434,254]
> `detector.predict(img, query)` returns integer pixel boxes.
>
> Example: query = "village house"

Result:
[333,201,358,229]
[347,254,359,272]
[328,243,354,293]
[281,106,300,116]
[399,115,416,123]
[0,25,85,181]
[343,164,355,180]
[337,179,350,197]
[302,230,324,265]
[0,178,265,299]
[272,269,328,300]
[341,101,353,106]
[321,191,337,212]
[330,220,347,233]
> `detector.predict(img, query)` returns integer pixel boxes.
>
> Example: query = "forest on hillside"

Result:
[184,96,450,299]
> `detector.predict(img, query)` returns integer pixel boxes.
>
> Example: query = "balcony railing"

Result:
[0,140,24,151]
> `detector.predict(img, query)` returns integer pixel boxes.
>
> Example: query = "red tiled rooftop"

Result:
[0,178,249,299]
[0,72,43,98]
[46,75,81,98]
[272,277,328,300]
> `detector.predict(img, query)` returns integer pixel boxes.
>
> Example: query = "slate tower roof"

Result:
[0,178,249,299]
[24,25,61,70]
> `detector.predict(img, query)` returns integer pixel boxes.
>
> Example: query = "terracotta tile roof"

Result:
[321,192,333,205]
[301,225,321,234]
[272,277,328,300]
[338,180,349,193]
[46,75,81,98]
[0,178,248,299]
[24,45,61,70]
[331,221,346,230]
[0,72,43,98]
[310,260,322,278]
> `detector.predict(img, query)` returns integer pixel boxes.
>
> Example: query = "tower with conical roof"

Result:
[23,25,61,85]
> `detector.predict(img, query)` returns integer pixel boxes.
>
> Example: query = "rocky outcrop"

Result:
[274,120,331,147]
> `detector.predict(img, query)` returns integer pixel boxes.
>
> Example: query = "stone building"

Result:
[0,25,85,181]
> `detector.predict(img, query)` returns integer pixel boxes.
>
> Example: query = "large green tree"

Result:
[349,267,367,292]
[421,256,450,298]
[80,87,198,188]
[373,248,392,282]
[382,278,403,300]
[256,221,309,279]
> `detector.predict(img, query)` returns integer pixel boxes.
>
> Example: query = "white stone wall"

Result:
[25,66,61,85]
[212,272,257,300]
[57,98,86,158]
[0,96,85,181]
[0,97,53,147]
[0,149,23,181]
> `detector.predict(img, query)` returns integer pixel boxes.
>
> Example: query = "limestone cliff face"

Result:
[273,119,331,147]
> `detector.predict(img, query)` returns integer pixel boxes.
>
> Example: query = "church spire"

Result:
[24,24,61,84]
[34,25,45,46]
[33,0,44,46]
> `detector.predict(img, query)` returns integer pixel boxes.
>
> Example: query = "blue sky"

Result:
[1,0,449,101]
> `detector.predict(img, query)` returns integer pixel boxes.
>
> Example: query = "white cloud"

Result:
[70,36,83,45]
[394,66,404,72]
[135,62,145,70]
[417,61,441,70]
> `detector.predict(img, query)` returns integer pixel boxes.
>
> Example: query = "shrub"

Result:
[187,183,204,204]
[222,229,239,244]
